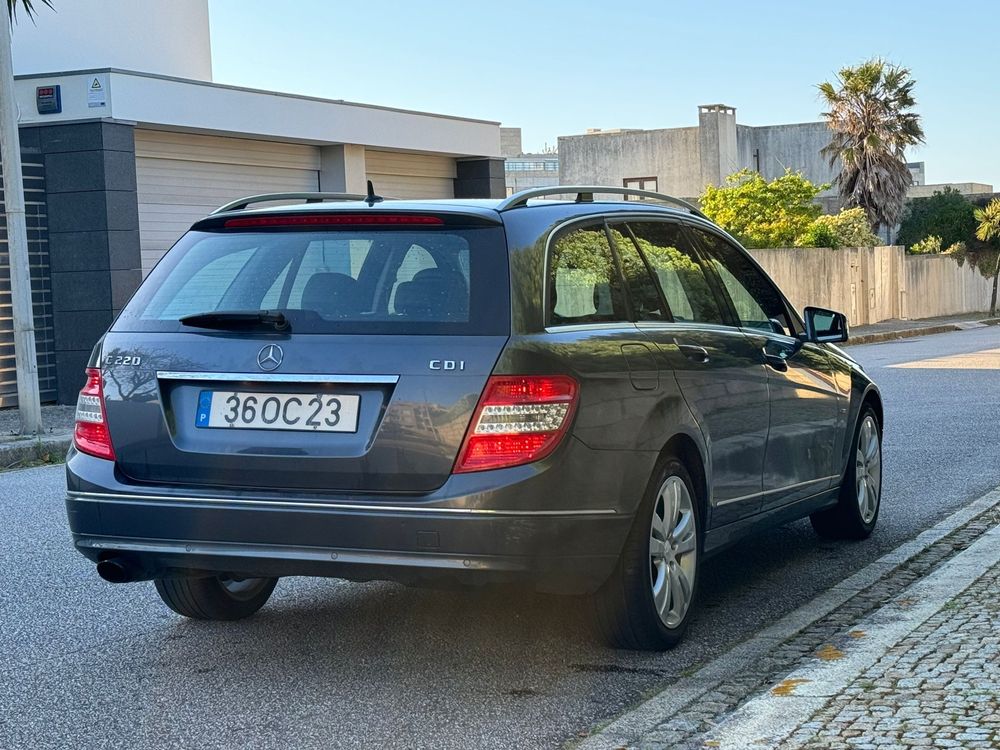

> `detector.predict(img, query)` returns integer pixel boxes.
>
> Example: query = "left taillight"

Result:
[74,367,115,460]
[453,375,579,474]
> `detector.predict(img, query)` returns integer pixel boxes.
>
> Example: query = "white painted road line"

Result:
[575,485,1000,750]
[704,522,1000,749]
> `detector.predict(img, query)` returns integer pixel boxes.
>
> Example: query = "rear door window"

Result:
[115,225,508,335]
[607,225,668,321]
[625,221,726,325]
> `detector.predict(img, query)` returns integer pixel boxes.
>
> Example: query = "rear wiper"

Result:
[180,310,290,332]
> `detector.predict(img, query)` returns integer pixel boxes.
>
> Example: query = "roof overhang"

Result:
[14,68,501,158]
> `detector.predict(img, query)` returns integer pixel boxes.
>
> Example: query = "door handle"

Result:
[762,348,789,372]
[678,344,710,363]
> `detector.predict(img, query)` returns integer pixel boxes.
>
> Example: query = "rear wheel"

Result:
[811,406,882,540]
[154,575,278,620]
[593,456,700,650]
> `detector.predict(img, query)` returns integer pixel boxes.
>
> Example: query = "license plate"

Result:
[195,390,360,432]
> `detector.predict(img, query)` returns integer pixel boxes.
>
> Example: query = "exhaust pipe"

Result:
[96,556,138,584]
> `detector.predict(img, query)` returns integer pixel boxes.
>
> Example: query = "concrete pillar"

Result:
[698,104,738,189]
[36,121,142,403]
[319,144,367,194]
[454,158,506,198]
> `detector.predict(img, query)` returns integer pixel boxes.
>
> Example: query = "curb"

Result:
[847,316,1000,346]
[0,433,72,471]
[574,484,1000,750]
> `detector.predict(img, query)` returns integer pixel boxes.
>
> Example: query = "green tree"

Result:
[699,169,827,249]
[818,59,924,234]
[896,188,977,249]
[974,199,1000,316]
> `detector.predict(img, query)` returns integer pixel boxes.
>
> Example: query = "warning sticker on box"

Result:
[87,75,108,108]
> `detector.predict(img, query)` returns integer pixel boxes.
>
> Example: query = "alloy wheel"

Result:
[649,475,698,628]
[855,414,882,524]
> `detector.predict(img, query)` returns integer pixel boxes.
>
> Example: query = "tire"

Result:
[593,456,701,650]
[154,575,278,621]
[811,406,882,540]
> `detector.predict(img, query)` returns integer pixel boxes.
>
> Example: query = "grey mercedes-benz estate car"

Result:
[65,186,883,650]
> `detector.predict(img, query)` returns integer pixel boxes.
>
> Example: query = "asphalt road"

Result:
[2,327,999,750]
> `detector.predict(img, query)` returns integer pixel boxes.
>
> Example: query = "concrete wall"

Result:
[748,245,994,327]
[558,127,702,198]
[11,0,212,81]
[14,70,502,159]
[902,255,995,320]
[739,122,838,189]
[500,128,523,158]
[698,105,738,188]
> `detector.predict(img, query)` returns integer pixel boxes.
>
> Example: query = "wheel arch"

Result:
[659,432,709,524]
[861,386,884,434]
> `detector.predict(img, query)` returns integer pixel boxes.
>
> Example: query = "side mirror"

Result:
[803,306,848,343]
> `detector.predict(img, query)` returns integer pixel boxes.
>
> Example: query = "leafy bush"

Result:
[896,188,977,249]
[909,235,943,254]
[700,169,828,249]
[823,207,880,248]
[944,240,968,256]
[796,207,880,249]
[794,220,837,249]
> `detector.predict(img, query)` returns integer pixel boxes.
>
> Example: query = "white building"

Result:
[2,0,504,405]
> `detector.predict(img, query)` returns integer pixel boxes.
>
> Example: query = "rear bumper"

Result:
[65,442,649,594]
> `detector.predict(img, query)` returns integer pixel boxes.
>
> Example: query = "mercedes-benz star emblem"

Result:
[257,344,283,371]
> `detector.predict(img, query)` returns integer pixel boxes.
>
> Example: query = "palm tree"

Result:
[818,59,925,236]
[974,198,1000,316]
[7,0,51,21]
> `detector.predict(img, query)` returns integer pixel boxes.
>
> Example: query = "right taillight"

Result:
[453,375,579,474]
[74,367,115,460]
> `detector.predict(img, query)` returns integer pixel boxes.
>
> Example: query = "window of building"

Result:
[623,177,658,200]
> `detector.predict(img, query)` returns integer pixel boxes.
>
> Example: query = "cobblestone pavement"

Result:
[613,502,1000,750]
[779,562,1000,750]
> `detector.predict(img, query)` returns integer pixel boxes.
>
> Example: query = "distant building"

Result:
[907,182,993,199]
[556,105,971,214]
[559,104,844,206]
[501,127,559,196]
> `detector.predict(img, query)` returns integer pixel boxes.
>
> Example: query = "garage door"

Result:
[135,130,320,274]
[365,150,455,200]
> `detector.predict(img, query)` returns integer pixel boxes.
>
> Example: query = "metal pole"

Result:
[0,16,43,434]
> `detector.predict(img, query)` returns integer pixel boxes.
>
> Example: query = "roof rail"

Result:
[496,186,707,219]
[211,192,375,215]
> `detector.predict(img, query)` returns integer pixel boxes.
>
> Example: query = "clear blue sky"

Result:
[209,0,999,188]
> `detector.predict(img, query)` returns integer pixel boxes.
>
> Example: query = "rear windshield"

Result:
[114,226,510,335]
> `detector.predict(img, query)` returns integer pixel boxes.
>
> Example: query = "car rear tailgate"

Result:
[101,331,507,494]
